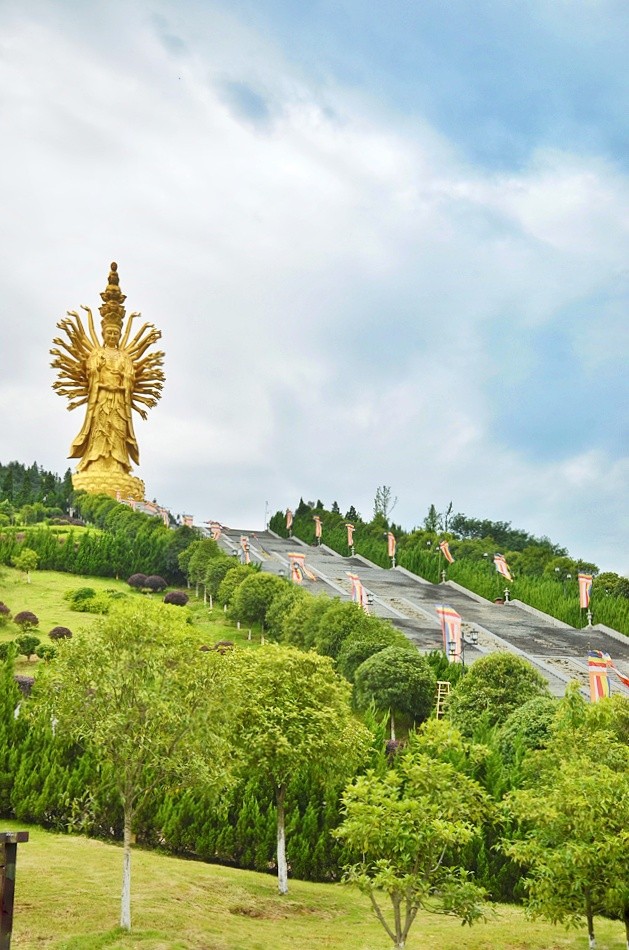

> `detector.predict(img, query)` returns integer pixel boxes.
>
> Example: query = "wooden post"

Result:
[1,832,29,950]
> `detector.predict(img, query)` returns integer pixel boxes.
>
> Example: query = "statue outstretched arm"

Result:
[80,305,100,348]
[50,308,95,411]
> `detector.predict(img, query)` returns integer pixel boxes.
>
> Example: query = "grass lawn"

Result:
[0,566,129,636]
[3,819,625,950]
[0,567,258,676]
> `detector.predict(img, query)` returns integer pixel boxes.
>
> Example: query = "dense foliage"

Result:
[0,493,197,584]
[0,460,74,520]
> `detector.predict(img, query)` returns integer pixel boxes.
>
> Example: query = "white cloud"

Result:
[0,0,627,574]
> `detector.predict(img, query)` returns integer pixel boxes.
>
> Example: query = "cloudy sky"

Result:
[1,0,628,573]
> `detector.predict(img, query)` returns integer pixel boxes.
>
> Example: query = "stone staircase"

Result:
[208,527,629,698]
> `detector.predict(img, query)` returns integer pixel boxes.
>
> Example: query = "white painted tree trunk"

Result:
[586,895,595,950]
[276,785,288,895]
[390,710,396,742]
[120,812,132,931]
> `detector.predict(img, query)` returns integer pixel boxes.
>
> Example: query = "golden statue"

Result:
[50,262,165,501]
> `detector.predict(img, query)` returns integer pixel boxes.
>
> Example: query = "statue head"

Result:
[103,325,121,348]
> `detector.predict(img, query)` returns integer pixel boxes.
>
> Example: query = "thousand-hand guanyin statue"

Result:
[50,262,165,501]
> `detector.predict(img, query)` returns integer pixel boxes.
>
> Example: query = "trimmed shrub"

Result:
[49,626,73,641]
[144,575,167,592]
[164,590,189,606]
[14,634,41,660]
[128,574,148,589]
[63,587,111,614]
[35,644,57,662]
[14,611,39,630]
[64,587,96,605]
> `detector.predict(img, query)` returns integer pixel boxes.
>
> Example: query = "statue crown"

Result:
[99,261,126,331]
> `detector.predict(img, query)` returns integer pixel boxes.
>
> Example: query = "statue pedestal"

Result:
[72,470,145,502]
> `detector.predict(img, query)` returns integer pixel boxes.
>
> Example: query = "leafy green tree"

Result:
[33,599,235,931]
[501,688,629,948]
[216,563,256,607]
[186,539,221,596]
[354,646,436,739]
[335,736,490,949]
[264,585,306,641]
[229,572,287,628]
[280,593,332,649]
[314,600,368,659]
[446,653,550,736]
[11,547,39,582]
[498,696,558,764]
[204,555,239,600]
[336,621,411,682]
[231,646,371,894]
[505,757,629,949]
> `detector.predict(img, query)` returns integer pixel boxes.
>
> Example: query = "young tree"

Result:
[11,547,39,583]
[33,599,235,931]
[505,758,629,950]
[373,485,398,523]
[423,503,441,533]
[335,737,490,949]
[504,689,629,950]
[354,646,436,739]
[231,646,371,894]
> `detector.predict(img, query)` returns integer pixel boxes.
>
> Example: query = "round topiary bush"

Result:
[0,602,11,617]
[14,611,39,630]
[14,634,41,660]
[163,590,189,606]
[49,626,73,641]
[144,575,167,592]
[36,644,57,662]
[128,574,148,589]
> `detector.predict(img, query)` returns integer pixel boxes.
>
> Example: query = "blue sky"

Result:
[0,0,627,573]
